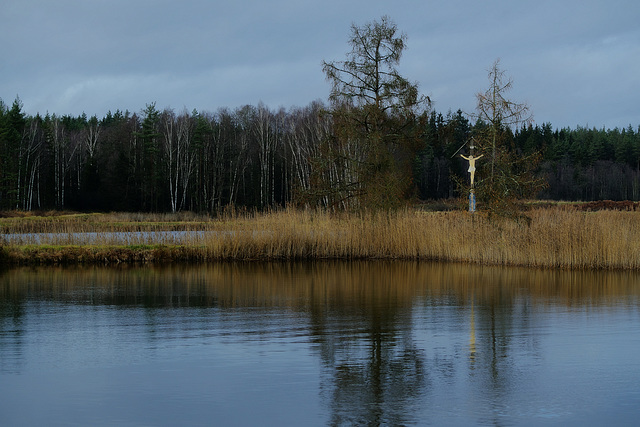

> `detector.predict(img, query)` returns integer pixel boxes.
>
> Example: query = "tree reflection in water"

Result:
[1,261,640,424]
[304,263,428,426]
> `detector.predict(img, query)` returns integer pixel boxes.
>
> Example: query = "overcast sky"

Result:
[2,0,638,129]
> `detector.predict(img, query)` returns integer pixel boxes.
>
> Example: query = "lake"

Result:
[1,261,639,426]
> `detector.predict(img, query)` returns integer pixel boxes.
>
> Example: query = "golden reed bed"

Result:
[1,207,639,269]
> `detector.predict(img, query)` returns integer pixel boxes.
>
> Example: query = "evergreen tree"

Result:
[135,103,163,211]
[0,97,26,209]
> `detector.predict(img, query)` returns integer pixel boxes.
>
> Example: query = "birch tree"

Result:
[19,117,44,210]
[84,115,101,159]
[78,115,103,209]
[46,115,78,209]
[191,110,215,211]
[228,106,253,207]
[254,103,280,208]
[285,101,331,204]
[161,108,195,212]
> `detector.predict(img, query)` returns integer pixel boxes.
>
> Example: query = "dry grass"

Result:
[1,207,639,269]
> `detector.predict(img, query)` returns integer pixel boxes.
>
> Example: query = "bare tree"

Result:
[223,106,252,207]
[191,110,218,211]
[474,59,533,179]
[469,59,545,217]
[320,16,429,210]
[162,108,195,212]
[18,118,44,210]
[176,110,195,211]
[84,115,101,159]
[47,115,79,209]
[253,103,281,208]
[285,101,331,205]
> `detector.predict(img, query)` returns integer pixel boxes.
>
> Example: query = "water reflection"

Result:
[1,262,639,425]
[3,262,639,307]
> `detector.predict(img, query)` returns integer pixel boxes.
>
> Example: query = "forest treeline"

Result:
[1,96,639,213]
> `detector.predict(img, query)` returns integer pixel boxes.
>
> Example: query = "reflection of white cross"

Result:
[460,154,483,187]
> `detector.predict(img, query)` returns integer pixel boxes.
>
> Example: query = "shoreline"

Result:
[1,206,639,270]
[2,245,639,270]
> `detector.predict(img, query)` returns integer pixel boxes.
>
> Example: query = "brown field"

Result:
[1,205,639,269]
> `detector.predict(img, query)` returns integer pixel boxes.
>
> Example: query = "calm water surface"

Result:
[1,262,639,426]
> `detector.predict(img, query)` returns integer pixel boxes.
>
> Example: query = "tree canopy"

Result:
[315,16,430,210]
[0,20,639,214]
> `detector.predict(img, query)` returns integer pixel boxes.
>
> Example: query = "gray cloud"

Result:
[2,0,638,129]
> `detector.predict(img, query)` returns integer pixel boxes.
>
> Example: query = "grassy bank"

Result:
[1,207,639,269]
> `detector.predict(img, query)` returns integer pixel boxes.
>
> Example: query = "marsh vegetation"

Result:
[1,206,638,269]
